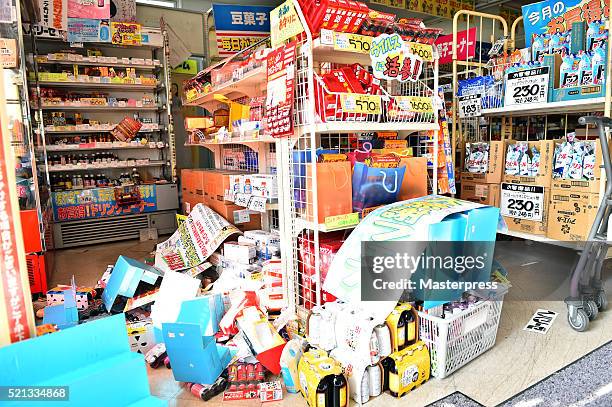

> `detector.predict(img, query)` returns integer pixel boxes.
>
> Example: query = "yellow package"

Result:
[382,341,430,398]
[385,303,418,353]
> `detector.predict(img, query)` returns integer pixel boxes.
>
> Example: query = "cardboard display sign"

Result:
[265,41,296,137]
[458,94,482,118]
[500,183,545,221]
[505,67,549,106]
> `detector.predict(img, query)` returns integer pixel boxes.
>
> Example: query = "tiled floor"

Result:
[51,239,612,407]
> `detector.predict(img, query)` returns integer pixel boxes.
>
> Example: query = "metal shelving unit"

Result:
[27,28,179,248]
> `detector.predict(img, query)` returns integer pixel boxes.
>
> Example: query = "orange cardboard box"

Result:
[398,157,428,200]
[461,140,504,184]
[461,181,500,207]
[547,189,599,241]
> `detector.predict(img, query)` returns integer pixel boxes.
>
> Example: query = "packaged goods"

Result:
[549,30,571,55]
[553,137,596,181]
[587,20,608,51]
[532,33,549,61]
[560,54,581,88]
[381,341,430,397]
[385,303,418,353]
[579,51,593,85]
[592,46,607,85]
[465,142,490,174]
[298,348,348,407]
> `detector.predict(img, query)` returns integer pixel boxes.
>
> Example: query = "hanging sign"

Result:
[395,96,435,113]
[266,41,297,138]
[505,66,550,106]
[522,0,609,46]
[212,4,272,56]
[333,32,372,54]
[270,0,304,48]
[111,22,141,45]
[173,59,198,75]
[38,0,68,31]
[248,196,268,213]
[0,38,17,68]
[68,0,110,19]
[500,183,545,221]
[67,18,110,43]
[370,33,423,82]
[23,22,67,40]
[435,28,476,65]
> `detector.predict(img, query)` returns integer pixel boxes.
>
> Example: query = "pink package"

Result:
[68,0,110,19]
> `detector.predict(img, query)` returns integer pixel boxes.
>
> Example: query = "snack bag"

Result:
[560,54,580,88]
[579,51,593,86]
[568,142,585,180]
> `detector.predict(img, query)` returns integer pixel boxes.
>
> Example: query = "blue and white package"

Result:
[531,33,550,61]
[530,146,541,177]
[568,142,586,180]
[560,54,581,88]
[587,20,608,51]
[550,31,571,55]
[592,46,607,85]
[583,142,596,180]
[579,51,593,85]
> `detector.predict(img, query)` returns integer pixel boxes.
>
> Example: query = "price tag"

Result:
[334,32,372,54]
[248,196,268,213]
[234,193,250,207]
[233,209,251,224]
[500,183,544,221]
[320,29,334,45]
[324,212,359,230]
[458,94,482,118]
[505,67,549,106]
[340,94,382,115]
[396,96,434,113]
[407,42,434,62]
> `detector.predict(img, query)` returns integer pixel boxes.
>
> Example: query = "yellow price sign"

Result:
[407,42,434,62]
[396,96,434,113]
[334,32,372,54]
[324,212,360,230]
[340,94,382,115]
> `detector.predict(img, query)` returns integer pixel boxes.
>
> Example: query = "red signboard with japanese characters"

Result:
[265,41,297,137]
[435,27,476,65]
[0,100,33,344]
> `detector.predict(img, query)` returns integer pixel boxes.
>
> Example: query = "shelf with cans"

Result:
[26,26,179,248]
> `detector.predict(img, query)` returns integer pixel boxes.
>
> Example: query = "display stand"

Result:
[26,29,178,248]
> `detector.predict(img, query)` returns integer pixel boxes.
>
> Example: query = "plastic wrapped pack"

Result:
[560,54,581,88]
[530,146,541,176]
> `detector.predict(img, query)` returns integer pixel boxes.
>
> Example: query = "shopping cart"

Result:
[566,116,611,331]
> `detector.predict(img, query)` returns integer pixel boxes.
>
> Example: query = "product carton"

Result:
[547,190,599,241]
[502,186,550,236]
[461,140,504,183]
[224,241,257,264]
[503,140,555,187]
[46,285,95,310]
[461,181,500,207]
[236,306,286,374]
[551,138,609,194]
[127,319,156,355]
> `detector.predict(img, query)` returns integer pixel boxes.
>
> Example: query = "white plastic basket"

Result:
[418,295,505,379]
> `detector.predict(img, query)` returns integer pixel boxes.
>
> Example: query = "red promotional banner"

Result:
[0,110,32,344]
[435,27,476,64]
[265,41,297,138]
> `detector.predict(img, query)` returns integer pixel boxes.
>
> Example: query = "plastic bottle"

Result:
[397,312,406,350]
[332,374,348,407]
[316,375,330,407]
[405,309,416,345]
[367,364,382,397]
[360,370,370,403]
[375,324,392,357]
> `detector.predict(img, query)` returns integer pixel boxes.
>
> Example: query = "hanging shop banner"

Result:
[522,0,610,46]
[505,66,550,106]
[154,203,241,272]
[500,183,545,221]
[68,0,110,19]
[212,4,273,56]
[51,185,157,221]
[435,27,476,65]
[458,94,482,118]
[370,33,423,82]
[23,22,67,40]
[111,22,141,45]
[0,38,17,68]
[67,18,110,43]
[0,80,33,345]
[265,41,297,138]
[270,0,304,48]
[38,0,68,31]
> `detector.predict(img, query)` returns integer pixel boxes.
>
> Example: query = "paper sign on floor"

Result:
[523,309,558,334]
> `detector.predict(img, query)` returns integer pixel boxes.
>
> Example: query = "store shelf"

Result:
[42,128,162,134]
[31,36,163,50]
[497,229,581,250]
[295,216,360,233]
[312,36,372,66]
[41,144,164,152]
[46,161,166,172]
[186,136,276,147]
[38,81,159,90]
[481,97,606,117]
[299,121,439,134]
[35,59,159,70]
[41,105,161,111]
[184,66,266,107]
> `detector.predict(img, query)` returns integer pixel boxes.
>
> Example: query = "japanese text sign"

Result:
[271,0,304,48]
[370,33,424,82]
[522,0,610,46]
[212,4,273,56]
[266,41,297,137]
[435,27,476,64]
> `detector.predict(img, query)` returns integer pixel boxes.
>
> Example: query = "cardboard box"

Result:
[502,140,555,187]
[213,204,262,231]
[461,181,500,207]
[461,140,504,183]
[224,241,256,264]
[547,190,599,241]
[503,187,550,236]
[551,138,609,194]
